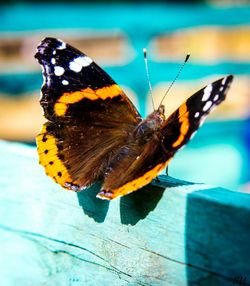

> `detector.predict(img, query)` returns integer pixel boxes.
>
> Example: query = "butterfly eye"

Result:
[158,104,165,116]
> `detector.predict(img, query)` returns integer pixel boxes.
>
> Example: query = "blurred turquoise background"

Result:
[0,2,249,192]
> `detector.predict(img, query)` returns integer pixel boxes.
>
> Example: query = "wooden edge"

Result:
[0,140,249,285]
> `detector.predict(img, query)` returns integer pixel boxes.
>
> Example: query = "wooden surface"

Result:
[0,140,250,286]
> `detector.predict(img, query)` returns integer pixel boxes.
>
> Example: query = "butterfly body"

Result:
[133,106,165,142]
[35,38,233,200]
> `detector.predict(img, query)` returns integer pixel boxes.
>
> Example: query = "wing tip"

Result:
[225,74,234,84]
[220,74,234,87]
[34,37,67,61]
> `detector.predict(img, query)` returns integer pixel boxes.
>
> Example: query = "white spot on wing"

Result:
[194,112,199,118]
[75,56,93,67]
[213,94,219,102]
[62,80,69,85]
[69,61,82,72]
[53,50,56,55]
[69,56,93,72]
[221,77,227,85]
[54,66,65,76]
[51,58,56,64]
[203,101,212,112]
[57,39,66,50]
[202,84,212,102]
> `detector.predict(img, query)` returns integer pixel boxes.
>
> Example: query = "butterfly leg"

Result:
[165,166,169,176]
[158,137,170,176]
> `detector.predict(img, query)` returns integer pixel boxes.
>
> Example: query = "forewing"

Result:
[161,75,233,151]
[35,37,141,124]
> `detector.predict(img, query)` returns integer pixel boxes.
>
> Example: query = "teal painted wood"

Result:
[0,140,250,285]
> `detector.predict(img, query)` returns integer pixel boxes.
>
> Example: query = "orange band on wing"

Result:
[98,160,170,200]
[54,84,123,116]
[36,124,73,187]
[179,102,188,117]
[172,103,190,148]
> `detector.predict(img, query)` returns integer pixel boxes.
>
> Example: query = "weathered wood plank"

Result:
[0,140,249,285]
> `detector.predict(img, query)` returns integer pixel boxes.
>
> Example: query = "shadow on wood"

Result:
[120,176,195,226]
[77,183,110,223]
[77,176,195,225]
[120,185,165,225]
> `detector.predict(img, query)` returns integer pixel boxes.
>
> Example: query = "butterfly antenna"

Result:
[159,53,190,107]
[143,48,155,111]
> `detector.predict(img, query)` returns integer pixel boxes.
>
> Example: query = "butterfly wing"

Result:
[35,38,142,190]
[98,75,233,199]
[35,37,141,123]
[161,75,233,151]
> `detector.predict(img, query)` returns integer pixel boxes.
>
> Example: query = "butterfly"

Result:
[35,37,233,200]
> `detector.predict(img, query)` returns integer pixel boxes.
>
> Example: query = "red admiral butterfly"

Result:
[35,38,233,200]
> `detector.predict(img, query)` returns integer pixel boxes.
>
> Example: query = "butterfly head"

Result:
[133,104,166,141]
[145,104,166,129]
[158,104,165,118]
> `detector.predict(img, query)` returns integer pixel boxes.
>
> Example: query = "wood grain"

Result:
[0,141,249,285]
